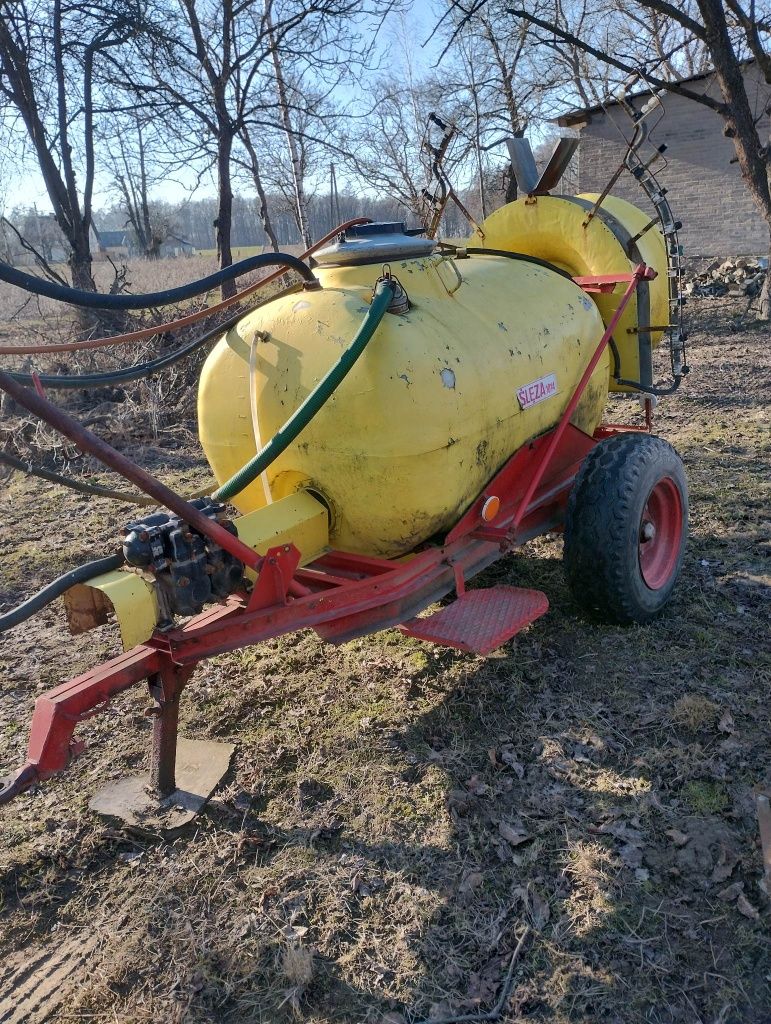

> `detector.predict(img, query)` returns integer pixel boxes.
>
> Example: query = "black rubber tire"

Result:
[563,433,688,624]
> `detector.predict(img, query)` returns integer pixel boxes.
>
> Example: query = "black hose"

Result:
[0,450,156,504]
[2,281,303,390]
[462,248,686,396]
[0,552,124,633]
[608,337,622,379]
[2,307,244,389]
[0,252,315,311]
[449,246,575,282]
[615,375,684,396]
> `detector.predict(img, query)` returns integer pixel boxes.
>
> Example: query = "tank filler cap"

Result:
[313,222,435,267]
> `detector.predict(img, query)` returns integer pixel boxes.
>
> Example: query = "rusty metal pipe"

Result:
[0,369,262,572]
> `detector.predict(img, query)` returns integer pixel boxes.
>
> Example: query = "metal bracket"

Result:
[247,543,302,611]
[506,136,580,197]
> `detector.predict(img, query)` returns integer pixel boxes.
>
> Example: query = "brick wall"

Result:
[564,64,770,257]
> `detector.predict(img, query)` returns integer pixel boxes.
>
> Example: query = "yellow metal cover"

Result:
[235,491,329,580]
[64,569,158,651]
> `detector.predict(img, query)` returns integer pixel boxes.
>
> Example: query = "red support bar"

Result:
[573,270,643,290]
[314,550,395,576]
[0,369,264,573]
[28,644,162,772]
[0,645,162,804]
[294,568,354,589]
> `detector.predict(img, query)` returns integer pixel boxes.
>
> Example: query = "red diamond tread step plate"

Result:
[399,586,549,655]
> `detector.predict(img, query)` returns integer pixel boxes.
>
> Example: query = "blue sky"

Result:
[1,1,448,217]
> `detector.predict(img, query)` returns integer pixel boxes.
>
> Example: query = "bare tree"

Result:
[122,0,393,295]
[442,0,555,206]
[0,0,151,292]
[104,113,168,258]
[236,134,281,251]
[252,0,395,247]
[253,78,339,246]
[267,7,313,247]
[467,0,771,317]
[341,79,446,219]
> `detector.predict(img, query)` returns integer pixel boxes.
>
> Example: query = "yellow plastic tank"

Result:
[479,194,669,390]
[198,223,611,558]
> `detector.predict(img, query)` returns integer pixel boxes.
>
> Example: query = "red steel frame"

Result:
[0,265,656,807]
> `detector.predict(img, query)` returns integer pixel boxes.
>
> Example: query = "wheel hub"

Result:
[640,520,656,542]
[638,477,684,590]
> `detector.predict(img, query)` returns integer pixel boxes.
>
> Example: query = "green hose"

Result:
[212,278,396,503]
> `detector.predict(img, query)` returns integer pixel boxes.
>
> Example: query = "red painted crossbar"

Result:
[573,271,647,293]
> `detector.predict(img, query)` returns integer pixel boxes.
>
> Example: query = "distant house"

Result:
[557,59,771,257]
[159,234,196,258]
[96,230,133,258]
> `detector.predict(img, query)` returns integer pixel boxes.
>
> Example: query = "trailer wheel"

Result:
[563,433,688,624]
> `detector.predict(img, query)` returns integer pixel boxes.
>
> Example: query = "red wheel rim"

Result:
[638,477,683,590]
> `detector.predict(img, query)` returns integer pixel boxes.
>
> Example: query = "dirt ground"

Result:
[0,294,769,1023]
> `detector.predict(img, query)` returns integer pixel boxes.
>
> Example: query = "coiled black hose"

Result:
[1,282,303,389]
[0,252,315,310]
[0,553,124,633]
[2,309,240,389]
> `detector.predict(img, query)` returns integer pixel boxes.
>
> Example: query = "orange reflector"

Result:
[481,495,500,522]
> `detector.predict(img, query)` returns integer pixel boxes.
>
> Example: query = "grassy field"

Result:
[196,245,305,259]
[0,294,769,1023]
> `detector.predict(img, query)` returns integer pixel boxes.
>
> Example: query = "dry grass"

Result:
[671,693,721,731]
[0,295,770,1022]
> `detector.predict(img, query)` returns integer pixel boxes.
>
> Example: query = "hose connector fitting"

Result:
[376,265,410,315]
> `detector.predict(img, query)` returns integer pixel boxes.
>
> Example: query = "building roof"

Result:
[557,58,757,126]
[99,230,130,248]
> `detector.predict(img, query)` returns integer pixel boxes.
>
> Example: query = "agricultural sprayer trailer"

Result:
[0,129,690,824]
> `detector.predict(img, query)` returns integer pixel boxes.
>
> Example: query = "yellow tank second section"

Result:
[198,253,609,558]
[479,194,669,390]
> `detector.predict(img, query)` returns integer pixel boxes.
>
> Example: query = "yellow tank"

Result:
[479,193,669,390]
[198,221,614,558]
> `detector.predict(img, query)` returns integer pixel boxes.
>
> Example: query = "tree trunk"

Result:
[253,170,280,253]
[505,170,518,204]
[696,1,771,321]
[758,255,771,321]
[269,27,312,248]
[137,122,155,260]
[216,129,236,299]
[70,232,104,332]
[242,131,280,251]
[69,237,95,292]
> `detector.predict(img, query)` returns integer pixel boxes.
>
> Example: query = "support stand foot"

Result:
[89,738,234,832]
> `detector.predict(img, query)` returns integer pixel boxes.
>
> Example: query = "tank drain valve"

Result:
[376,265,410,315]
